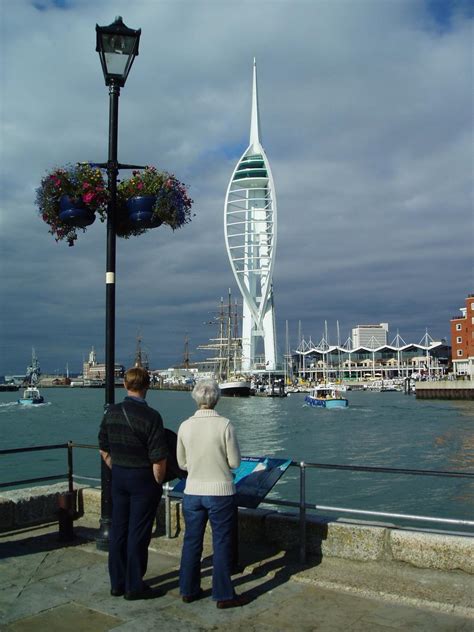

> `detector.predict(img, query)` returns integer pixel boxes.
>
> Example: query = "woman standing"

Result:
[177,379,250,609]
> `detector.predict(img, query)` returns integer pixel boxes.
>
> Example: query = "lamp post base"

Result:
[96,517,112,551]
[96,458,113,551]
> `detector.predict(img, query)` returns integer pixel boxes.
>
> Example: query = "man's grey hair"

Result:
[192,378,221,408]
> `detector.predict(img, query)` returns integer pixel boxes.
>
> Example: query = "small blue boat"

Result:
[305,384,348,409]
[18,386,44,405]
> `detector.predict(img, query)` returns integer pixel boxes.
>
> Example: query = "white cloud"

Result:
[0,0,472,373]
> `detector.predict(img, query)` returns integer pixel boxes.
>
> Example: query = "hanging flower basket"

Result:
[36,164,193,244]
[59,195,96,228]
[117,166,193,239]
[36,163,109,246]
[125,195,163,228]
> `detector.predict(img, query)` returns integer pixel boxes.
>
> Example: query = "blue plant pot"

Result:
[126,195,159,226]
[59,195,95,228]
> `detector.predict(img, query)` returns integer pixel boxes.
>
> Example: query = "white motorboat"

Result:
[18,386,44,405]
[305,384,348,409]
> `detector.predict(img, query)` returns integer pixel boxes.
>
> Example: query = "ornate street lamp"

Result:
[95,17,141,551]
[96,16,141,87]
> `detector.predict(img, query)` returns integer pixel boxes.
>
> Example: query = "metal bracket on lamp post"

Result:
[90,162,148,171]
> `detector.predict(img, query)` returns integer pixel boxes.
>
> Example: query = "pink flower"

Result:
[83,192,95,204]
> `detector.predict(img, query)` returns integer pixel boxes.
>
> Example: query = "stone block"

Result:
[265,511,297,548]
[321,521,387,561]
[390,530,474,573]
[260,513,387,561]
[1,484,70,527]
[78,487,101,517]
[238,507,274,544]
[0,496,15,530]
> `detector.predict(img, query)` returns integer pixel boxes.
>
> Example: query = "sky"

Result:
[0,0,473,376]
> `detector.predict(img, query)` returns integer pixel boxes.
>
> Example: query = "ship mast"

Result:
[134,330,149,369]
[183,334,190,370]
[196,292,244,381]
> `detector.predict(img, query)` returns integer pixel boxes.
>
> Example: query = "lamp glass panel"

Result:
[102,33,136,76]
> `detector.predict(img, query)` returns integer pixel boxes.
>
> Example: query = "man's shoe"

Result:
[182,588,204,603]
[110,588,124,597]
[216,594,251,609]
[124,585,162,601]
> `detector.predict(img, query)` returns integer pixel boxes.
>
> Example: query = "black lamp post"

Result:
[95,16,141,551]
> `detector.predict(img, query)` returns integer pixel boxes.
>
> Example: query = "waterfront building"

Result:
[450,294,474,378]
[352,323,388,348]
[224,60,277,372]
[3,374,27,386]
[295,327,449,382]
[82,347,124,383]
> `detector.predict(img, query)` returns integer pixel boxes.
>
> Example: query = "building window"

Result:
[471,303,474,310]
[457,350,463,357]
[456,323,462,331]
[456,336,462,343]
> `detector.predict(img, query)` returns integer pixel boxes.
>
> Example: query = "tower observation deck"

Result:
[224,60,277,372]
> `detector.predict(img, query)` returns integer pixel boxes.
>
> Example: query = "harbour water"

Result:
[1,389,473,532]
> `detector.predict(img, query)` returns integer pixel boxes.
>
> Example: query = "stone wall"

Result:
[83,488,474,574]
[1,485,473,575]
[0,483,72,530]
[415,380,474,399]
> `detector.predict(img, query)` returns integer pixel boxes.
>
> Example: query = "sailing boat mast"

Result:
[218,296,226,381]
[183,334,190,370]
[337,320,341,382]
[226,289,232,380]
[233,297,241,374]
[134,330,149,369]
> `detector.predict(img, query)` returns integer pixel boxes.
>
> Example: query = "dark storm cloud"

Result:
[0,0,472,374]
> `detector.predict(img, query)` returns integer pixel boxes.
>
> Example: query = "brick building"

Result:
[450,294,474,377]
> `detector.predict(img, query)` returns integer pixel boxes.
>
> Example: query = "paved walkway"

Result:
[0,521,473,631]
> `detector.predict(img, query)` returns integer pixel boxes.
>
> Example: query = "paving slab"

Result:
[0,522,472,631]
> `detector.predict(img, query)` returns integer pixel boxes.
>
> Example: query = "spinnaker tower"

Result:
[224,60,277,371]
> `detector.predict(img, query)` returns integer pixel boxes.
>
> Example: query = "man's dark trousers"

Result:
[109,465,162,593]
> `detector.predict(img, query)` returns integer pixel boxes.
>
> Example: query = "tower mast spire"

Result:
[250,58,261,150]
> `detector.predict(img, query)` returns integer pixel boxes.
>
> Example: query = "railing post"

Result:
[299,460,306,564]
[67,441,74,493]
[58,441,76,541]
[164,483,171,538]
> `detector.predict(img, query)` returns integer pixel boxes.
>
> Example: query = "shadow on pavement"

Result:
[0,524,96,560]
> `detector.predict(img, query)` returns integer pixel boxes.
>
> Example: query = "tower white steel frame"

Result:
[224,60,277,371]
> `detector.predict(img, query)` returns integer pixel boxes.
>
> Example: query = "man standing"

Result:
[98,367,167,600]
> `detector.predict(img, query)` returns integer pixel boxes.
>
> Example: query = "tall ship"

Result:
[197,291,251,397]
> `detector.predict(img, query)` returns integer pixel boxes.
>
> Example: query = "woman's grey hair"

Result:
[192,378,221,408]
